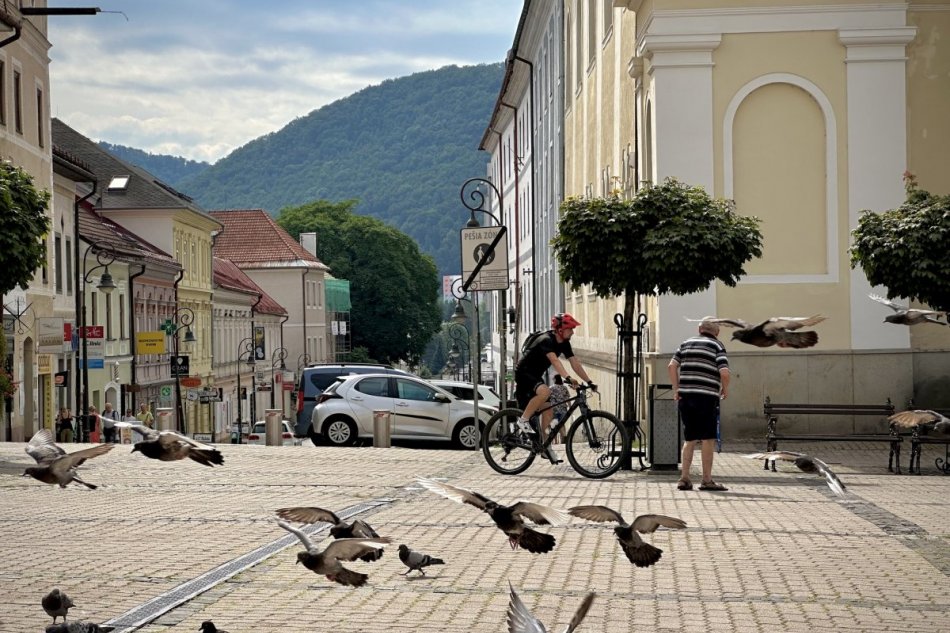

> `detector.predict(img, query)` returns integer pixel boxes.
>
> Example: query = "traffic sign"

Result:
[460,226,509,291]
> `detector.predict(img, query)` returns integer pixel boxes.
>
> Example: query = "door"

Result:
[392,377,449,438]
[344,376,394,435]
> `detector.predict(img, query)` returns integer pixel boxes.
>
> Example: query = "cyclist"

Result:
[514,313,597,462]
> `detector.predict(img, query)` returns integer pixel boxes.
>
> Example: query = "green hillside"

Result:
[177,63,503,276]
[96,142,210,187]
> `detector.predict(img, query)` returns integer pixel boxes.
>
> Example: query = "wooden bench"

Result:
[764,397,901,474]
[907,407,950,475]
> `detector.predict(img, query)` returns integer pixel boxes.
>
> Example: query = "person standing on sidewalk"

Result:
[101,402,119,443]
[136,402,154,429]
[56,407,74,443]
[668,320,731,491]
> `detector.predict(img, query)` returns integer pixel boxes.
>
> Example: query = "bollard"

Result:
[264,409,282,446]
[373,410,392,448]
[156,407,175,432]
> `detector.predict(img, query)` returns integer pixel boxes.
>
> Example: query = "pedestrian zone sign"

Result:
[460,226,509,291]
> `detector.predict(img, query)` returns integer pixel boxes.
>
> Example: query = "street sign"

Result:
[82,325,104,369]
[160,385,173,398]
[180,376,203,388]
[136,331,166,354]
[460,226,509,291]
[186,389,200,401]
[171,355,190,376]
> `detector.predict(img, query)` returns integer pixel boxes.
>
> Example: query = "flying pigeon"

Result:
[277,519,390,587]
[567,506,686,568]
[723,315,827,349]
[45,623,114,633]
[397,544,445,576]
[507,582,594,633]
[275,506,384,561]
[23,430,114,489]
[42,588,75,623]
[416,477,570,554]
[199,621,229,633]
[889,409,950,434]
[116,423,224,467]
[744,451,847,495]
[869,294,946,326]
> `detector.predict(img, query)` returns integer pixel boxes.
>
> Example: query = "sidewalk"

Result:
[1,439,947,632]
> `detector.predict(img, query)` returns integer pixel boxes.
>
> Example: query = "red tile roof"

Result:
[209,209,328,269]
[213,257,287,316]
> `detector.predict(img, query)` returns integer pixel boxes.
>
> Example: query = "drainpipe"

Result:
[513,54,537,330]
[127,262,146,413]
[74,180,97,440]
[301,267,310,361]
[172,268,184,432]
[499,101,521,343]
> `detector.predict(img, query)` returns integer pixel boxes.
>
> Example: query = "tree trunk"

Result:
[622,294,637,424]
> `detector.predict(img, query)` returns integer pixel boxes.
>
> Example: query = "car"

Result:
[293,363,412,437]
[428,379,501,412]
[307,373,493,449]
[244,420,300,446]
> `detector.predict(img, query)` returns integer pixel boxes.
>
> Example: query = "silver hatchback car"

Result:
[308,373,492,449]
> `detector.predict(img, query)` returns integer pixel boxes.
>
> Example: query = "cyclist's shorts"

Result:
[514,372,545,410]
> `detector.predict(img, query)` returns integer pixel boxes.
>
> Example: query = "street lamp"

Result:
[160,307,196,435]
[234,337,255,443]
[78,241,117,442]
[270,346,288,409]
[447,322,471,382]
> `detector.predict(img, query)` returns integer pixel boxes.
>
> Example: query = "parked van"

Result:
[293,363,411,437]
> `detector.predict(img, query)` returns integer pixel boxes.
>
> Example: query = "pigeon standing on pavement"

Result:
[744,451,847,495]
[416,477,570,554]
[507,582,594,633]
[23,430,114,489]
[397,544,445,576]
[869,294,946,326]
[890,409,950,435]
[45,622,114,633]
[567,506,686,568]
[117,423,224,467]
[275,506,384,561]
[277,519,390,587]
[42,588,75,623]
[199,621,228,633]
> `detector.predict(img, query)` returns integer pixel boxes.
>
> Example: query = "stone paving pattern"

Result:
[1,439,947,632]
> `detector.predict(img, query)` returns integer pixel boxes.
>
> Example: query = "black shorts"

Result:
[679,394,719,441]
[514,372,544,410]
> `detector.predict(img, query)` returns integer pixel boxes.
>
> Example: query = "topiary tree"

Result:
[850,173,950,313]
[552,177,763,422]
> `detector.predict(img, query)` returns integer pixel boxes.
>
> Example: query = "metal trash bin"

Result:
[373,410,392,448]
[649,384,680,470]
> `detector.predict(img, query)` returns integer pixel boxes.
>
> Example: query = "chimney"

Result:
[299,232,317,256]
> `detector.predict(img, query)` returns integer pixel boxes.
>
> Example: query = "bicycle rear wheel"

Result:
[482,408,537,475]
[565,409,629,479]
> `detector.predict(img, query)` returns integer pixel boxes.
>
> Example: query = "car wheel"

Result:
[452,419,480,450]
[323,417,358,447]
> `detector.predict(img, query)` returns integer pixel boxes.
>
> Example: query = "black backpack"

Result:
[521,329,553,355]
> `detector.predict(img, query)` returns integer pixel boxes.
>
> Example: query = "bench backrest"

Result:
[764,397,894,417]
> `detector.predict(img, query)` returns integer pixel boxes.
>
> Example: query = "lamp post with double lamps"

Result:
[78,241,117,442]
[234,337,255,443]
[160,307,196,435]
[446,321,471,382]
[270,347,288,410]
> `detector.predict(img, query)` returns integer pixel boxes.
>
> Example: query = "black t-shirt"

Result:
[516,331,574,380]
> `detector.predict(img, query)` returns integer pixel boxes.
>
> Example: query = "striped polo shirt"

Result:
[672,334,729,398]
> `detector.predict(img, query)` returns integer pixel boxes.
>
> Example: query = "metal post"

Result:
[235,369,242,444]
[472,291,480,426]
[173,332,183,434]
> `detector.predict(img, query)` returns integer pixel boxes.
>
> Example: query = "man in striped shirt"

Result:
[668,320,731,491]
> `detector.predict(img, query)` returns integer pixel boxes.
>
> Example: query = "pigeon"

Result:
[744,451,847,495]
[42,588,75,623]
[715,315,827,349]
[23,430,114,489]
[416,477,570,554]
[507,582,594,633]
[397,544,445,576]
[567,506,686,568]
[869,294,946,326]
[277,519,390,587]
[275,506,384,561]
[199,621,228,633]
[117,423,224,467]
[45,623,114,633]
[889,409,950,434]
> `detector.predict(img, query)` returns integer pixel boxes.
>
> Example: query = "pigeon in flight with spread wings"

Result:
[116,423,224,467]
[869,294,946,326]
[688,315,827,349]
[567,506,686,568]
[277,519,389,587]
[889,409,950,435]
[416,477,570,554]
[744,451,847,495]
[507,582,595,633]
[275,506,385,561]
[23,429,114,489]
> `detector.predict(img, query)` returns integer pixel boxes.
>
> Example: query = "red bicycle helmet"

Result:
[552,312,581,330]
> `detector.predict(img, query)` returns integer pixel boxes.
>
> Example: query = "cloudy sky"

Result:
[48,1,523,163]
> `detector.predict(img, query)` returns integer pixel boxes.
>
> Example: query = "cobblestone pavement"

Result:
[1,438,948,633]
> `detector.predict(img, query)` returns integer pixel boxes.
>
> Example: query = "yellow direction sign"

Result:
[136,331,166,354]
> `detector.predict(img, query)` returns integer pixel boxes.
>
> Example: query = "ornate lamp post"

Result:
[270,346,288,409]
[446,320,471,382]
[234,337,255,443]
[78,241,117,442]
[160,307,196,434]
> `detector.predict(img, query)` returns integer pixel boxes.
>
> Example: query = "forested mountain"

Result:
[96,142,210,187]
[176,63,503,276]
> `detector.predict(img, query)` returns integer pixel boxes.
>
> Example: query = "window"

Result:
[91,292,99,327]
[603,0,613,42]
[105,292,113,339]
[54,233,62,292]
[396,378,436,402]
[587,0,596,68]
[575,1,583,88]
[65,238,73,295]
[119,295,126,339]
[0,60,5,126]
[355,376,389,398]
[36,87,43,147]
[13,69,21,134]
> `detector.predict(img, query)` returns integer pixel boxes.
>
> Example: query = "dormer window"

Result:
[107,175,130,191]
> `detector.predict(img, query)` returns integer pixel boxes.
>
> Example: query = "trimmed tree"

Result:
[551,177,763,422]
[850,173,950,313]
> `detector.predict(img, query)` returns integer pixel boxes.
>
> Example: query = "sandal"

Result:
[676,479,693,491]
[699,481,728,491]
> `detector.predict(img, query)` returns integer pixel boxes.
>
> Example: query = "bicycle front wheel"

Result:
[565,409,630,479]
[482,408,537,475]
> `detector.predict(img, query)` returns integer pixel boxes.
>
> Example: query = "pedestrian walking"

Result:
[136,402,154,429]
[100,403,119,444]
[55,408,74,443]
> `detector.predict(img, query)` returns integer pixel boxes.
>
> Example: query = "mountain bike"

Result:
[481,384,630,479]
